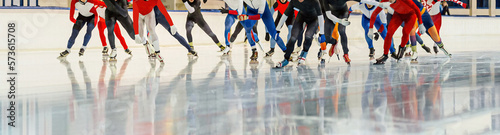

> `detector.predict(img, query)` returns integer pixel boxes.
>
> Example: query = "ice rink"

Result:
[1,9,500,135]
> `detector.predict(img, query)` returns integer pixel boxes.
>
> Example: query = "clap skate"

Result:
[374,55,388,65]
[102,47,109,56]
[369,48,375,60]
[59,50,70,58]
[421,44,431,53]
[410,51,418,64]
[109,49,117,61]
[437,43,452,58]
[125,49,132,56]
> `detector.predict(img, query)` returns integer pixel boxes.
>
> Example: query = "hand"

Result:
[339,18,350,26]
[418,24,426,34]
[374,32,380,41]
[318,34,326,43]
[170,25,178,35]
[275,31,280,38]
[238,15,248,21]
[368,28,374,40]
[219,7,229,14]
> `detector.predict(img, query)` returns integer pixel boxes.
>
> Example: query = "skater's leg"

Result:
[269,13,282,49]
[82,17,96,47]
[384,13,403,55]
[230,22,244,43]
[401,14,417,48]
[185,17,195,43]
[243,20,258,48]
[362,16,373,49]
[324,19,337,46]
[114,23,128,50]
[194,11,221,44]
[284,16,305,60]
[376,18,395,53]
[116,15,136,40]
[224,14,237,46]
[97,18,107,47]
[155,8,192,51]
[262,6,286,51]
[67,18,85,49]
[145,11,160,52]
[105,10,118,49]
[338,21,349,54]
[302,19,319,53]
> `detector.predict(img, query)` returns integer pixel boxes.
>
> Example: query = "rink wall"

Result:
[0,9,500,51]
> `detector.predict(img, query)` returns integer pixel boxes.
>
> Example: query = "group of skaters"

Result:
[59,0,466,67]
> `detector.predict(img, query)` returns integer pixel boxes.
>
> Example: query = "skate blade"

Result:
[410,60,418,64]
[369,57,375,60]
[373,61,385,65]
[250,60,259,64]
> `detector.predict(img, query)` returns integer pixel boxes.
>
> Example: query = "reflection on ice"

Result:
[2,51,500,135]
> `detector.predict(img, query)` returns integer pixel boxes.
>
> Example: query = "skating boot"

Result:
[155,51,164,63]
[405,44,411,57]
[396,45,406,60]
[390,52,398,59]
[297,51,307,65]
[79,48,85,57]
[433,45,439,54]
[125,49,132,56]
[275,59,289,68]
[102,47,109,55]
[188,50,198,57]
[59,50,70,58]
[374,55,388,65]
[250,49,258,63]
[369,48,375,60]
[217,43,226,52]
[343,54,351,65]
[410,51,418,64]
[437,43,452,58]
[265,48,275,57]
[109,49,117,61]
[189,42,194,50]
[222,45,231,55]
[421,44,431,53]
[329,44,340,60]
[144,41,155,58]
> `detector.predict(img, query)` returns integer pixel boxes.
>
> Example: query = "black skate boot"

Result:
[59,50,70,58]
[79,48,85,57]
[421,44,431,53]
[102,47,109,55]
[390,52,398,59]
[250,49,258,60]
[374,55,388,65]
[218,44,226,52]
[396,45,406,60]
[188,50,198,57]
[433,45,439,54]
[266,48,275,57]
[369,48,375,60]
[125,49,132,56]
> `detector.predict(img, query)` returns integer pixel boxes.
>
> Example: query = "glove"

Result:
[374,32,380,41]
[203,0,207,3]
[170,25,178,35]
[238,15,248,21]
[368,28,374,40]
[219,7,229,14]
[379,2,391,9]
[275,31,281,39]
[339,18,351,26]
[318,34,326,43]
[418,23,426,34]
